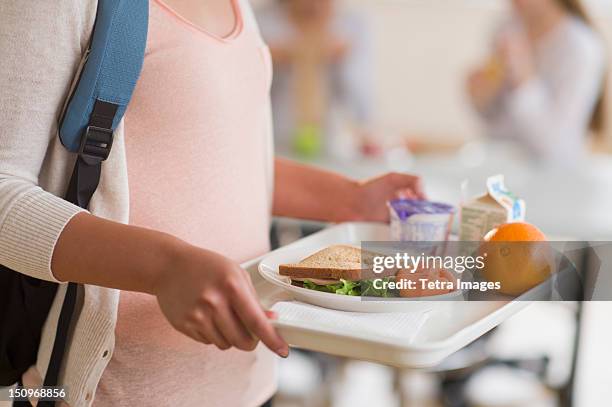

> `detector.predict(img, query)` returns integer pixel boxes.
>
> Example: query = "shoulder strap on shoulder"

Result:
[59,0,148,154]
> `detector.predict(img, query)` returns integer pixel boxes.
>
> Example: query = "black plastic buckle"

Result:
[78,125,114,165]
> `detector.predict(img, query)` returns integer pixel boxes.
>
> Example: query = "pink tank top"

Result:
[95,1,276,405]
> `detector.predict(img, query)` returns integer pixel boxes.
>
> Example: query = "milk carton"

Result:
[459,175,526,241]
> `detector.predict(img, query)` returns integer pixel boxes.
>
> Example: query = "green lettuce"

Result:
[303,279,360,296]
[302,277,396,298]
[360,277,394,298]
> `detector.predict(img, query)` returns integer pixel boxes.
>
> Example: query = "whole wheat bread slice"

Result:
[279,245,365,281]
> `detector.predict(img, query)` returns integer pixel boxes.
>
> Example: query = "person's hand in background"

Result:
[497,28,534,88]
[466,28,532,112]
[359,138,383,157]
[357,129,384,157]
[467,63,504,112]
[327,36,350,63]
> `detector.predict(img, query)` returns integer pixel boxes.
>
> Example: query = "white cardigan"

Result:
[2,1,138,405]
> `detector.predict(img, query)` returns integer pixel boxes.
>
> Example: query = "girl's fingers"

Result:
[403,176,426,199]
[388,173,426,200]
[186,324,211,345]
[239,269,278,321]
[231,288,288,358]
[195,315,231,350]
[212,305,258,351]
[413,177,427,199]
[395,188,417,200]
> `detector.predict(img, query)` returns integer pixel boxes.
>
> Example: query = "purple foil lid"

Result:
[389,199,455,220]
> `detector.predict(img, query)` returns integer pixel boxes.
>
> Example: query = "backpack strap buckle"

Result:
[78,125,114,165]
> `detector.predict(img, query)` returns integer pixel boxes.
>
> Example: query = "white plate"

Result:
[258,243,465,313]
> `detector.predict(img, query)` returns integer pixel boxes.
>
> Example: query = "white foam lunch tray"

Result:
[243,222,532,368]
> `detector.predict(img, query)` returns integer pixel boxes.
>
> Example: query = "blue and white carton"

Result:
[459,175,526,241]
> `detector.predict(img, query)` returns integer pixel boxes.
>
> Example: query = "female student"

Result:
[0,0,423,406]
[467,0,606,163]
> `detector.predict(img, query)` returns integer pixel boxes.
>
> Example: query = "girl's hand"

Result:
[153,244,289,357]
[350,172,425,222]
[467,66,503,112]
[273,159,425,223]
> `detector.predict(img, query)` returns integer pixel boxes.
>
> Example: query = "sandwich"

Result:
[279,245,393,297]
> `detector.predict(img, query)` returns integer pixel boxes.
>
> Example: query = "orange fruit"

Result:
[480,222,553,295]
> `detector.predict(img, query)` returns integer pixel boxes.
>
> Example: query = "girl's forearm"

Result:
[51,212,182,294]
[272,157,360,222]
[51,211,289,355]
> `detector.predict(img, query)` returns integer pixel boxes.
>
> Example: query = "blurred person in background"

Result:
[467,0,607,164]
[257,0,379,160]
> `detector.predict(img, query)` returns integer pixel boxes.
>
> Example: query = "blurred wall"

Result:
[341,0,506,143]
[253,0,612,146]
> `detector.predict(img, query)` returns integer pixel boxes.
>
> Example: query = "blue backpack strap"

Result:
[59,0,148,154]
[38,1,148,402]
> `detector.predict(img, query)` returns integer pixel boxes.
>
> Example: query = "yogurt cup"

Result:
[388,199,455,242]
